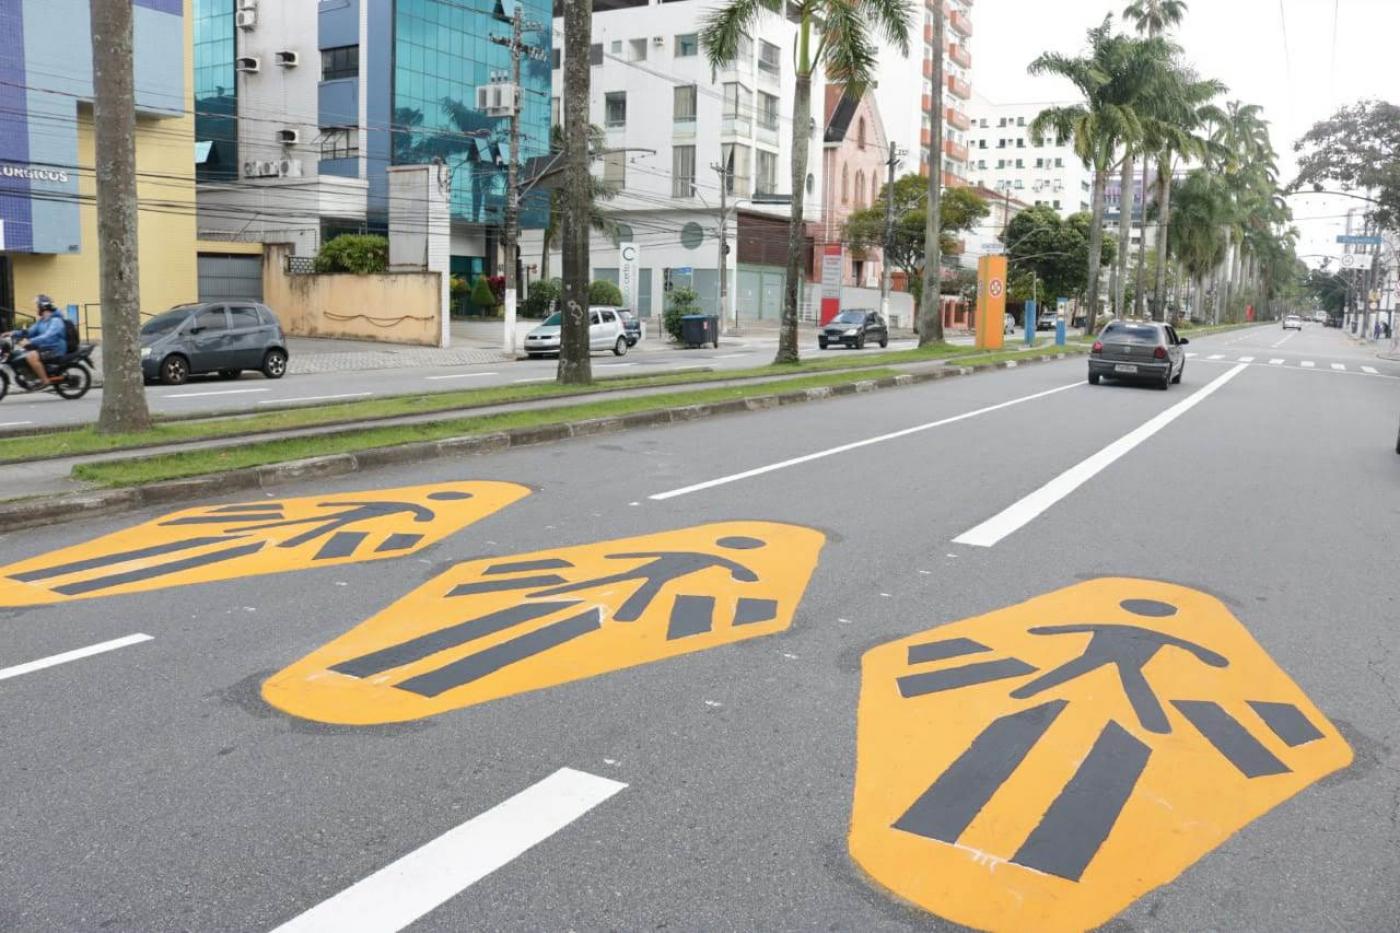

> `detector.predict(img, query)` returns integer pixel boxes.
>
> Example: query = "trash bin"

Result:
[680,314,720,349]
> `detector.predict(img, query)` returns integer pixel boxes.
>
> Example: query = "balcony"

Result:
[944,139,968,162]
[946,107,970,131]
[946,75,971,99]
[943,170,968,188]
[949,9,972,36]
[949,43,971,69]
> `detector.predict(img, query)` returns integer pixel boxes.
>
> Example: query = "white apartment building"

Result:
[527,0,825,324]
[964,97,1093,219]
[871,0,975,186]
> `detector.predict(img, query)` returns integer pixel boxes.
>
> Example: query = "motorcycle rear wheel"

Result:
[0,371,8,403]
[54,365,91,400]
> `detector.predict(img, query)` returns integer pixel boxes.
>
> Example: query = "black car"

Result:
[820,309,889,350]
[618,309,641,346]
[140,301,289,385]
[1088,320,1187,389]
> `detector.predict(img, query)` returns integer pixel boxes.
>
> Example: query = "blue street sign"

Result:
[1336,235,1382,246]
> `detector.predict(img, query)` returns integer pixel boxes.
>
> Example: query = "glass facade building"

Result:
[193,0,237,182]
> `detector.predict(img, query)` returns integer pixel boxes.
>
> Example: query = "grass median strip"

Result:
[72,368,905,486]
[2,342,1010,465]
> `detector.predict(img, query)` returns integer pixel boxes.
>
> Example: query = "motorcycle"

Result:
[0,336,95,401]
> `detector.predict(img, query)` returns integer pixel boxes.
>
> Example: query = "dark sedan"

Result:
[140,301,289,385]
[1088,320,1187,389]
[819,309,889,350]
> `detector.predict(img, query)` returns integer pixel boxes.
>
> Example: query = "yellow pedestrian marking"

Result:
[0,482,530,608]
[849,578,1351,933]
[262,521,826,725]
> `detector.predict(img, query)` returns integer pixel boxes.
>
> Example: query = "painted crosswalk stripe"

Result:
[1362,366,1379,374]
[1301,361,1315,368]
[1330,363,1346,371]
[0,633,153,683]
[1237,356,1255,363]
[1207,354,1225,360]
[1269,359,1285,365]
[269,767,626,933]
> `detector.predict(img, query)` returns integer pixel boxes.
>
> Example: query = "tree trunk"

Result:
[558,0,593,384]
[918,1,946,346]
[1151,161,1171,321]
[90,0,150,434]
[776,19,813,365]
[1084,166,1108,335]
[1133,204,1148,318]
[540,219,554,282]
[1114,151,1134,318]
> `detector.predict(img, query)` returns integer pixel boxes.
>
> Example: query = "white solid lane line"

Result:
[0,420,34,428]
[1269,358,1285,365]
[1363,366,1379,374]
[650,381,1083,501]
[257,392,372,405]
[426,372,499,381]
[270,767,626,933]
[164,388,270,399]
[513,377,552,384]
[953,363,1249,548]
[1301,361,1315,368]
[0,633,153,683]
[1331,363,1346,371]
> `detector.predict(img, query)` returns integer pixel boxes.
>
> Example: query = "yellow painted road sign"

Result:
[850,578,1352,933]
[0,482,530,608]
[263,521,826,724]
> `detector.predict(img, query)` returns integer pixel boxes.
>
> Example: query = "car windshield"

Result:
[1102,323,1161,344]
[834,311,868,323]
[141,310,189,337]
[541,312,562,326]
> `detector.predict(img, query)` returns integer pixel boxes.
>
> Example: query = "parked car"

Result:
[524,306,629,358]
[1088,320,1187,389]
[618,309,641,347]
[819,309,888,350]
[140,301,289,386]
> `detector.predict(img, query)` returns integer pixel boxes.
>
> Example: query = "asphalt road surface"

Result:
[0,323,1395,932]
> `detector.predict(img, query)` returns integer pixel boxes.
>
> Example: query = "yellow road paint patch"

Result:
[262,521,825,724]
[850,578,1351,933]
[0,482,529,607]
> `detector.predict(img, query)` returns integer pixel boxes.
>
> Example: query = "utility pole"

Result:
[918,2,945,346]
[879,141,901,323]
[558,0,593,384]
[712,156,734,334]
[89,0,150,434]
[490,7,544,358]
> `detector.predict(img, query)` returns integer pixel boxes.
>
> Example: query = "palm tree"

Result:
[703,0,913,364]
[1122,0,1188,36]
[1210,101,1276,320]
[1167,169,1230,320]
[1029,17,1144,333]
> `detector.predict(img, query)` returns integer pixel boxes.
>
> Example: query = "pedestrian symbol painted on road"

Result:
[262,521,825,724]
[849,578,1351,933]
[0,482,530,608]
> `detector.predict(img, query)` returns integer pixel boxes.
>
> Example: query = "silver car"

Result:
[1088,320,1187,390]
[524,306,628,358]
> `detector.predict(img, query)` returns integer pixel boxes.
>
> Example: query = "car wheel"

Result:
[879,335,889,348]
[1172,363,1183,384]
[856,334,866,350]
[819,338,828,350]
[613,336,628,356]
[217,369,241,380]
[261,348,288,379]
[1158,369,1171,390]
[159,354,190,386]
[1088,372,1100,385]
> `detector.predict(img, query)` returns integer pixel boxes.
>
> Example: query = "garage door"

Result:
[198,254,263,303]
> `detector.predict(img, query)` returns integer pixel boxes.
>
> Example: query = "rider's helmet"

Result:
[35,295,56,314]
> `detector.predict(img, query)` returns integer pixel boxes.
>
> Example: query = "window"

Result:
[736,33,753,61]
[551,49,561,69]
[857,117,867,149]
[605,92,627,127]
[675,33,698,56]
[978,139,986,149]
[589,43,603,66]
[977,159,986,169]
[1035,158,1044,168]
[1018,116,1026,126]
[672,144,696,197]
[1055,157,1064,168]
[673,85,697,122]
[871,173,879,205]
[1014,179,1024,189]
[603,150,625,189]
[756,149,777,195]
[628,38,647,62]
[320,127,358,160]
[722,143,750,193]
[610,40,622,55]
[551,96,561,126]
[841,164,849,203]
[998,117,1007,127]
[1015,158,1024,168]
[722,82,752,121]
[321,46,359,81]
[758,40,780,74]
[979,118,988,127]
[1017,138,1025,148]
[1053,199,1061,209]
[996,159,1005,169]
[854,170,866,208]
[997,139,1006,149]
[758,92,779,130]
[194,307,228,331]
[228,305,260,329]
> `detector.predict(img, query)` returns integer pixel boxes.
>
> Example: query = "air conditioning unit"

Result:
[475,82,517,117]
[235,9,256,28]
[275,50,299,67]
[652,36,664,47]
[245,160,279,178]
[242,161,260,178]
[235,56,260,73]
[237,0,257,9]
[279,159,303,178]
[277,129,300,145]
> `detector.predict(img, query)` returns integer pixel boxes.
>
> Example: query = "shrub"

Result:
[314,234,389,274]
[589,279,623,306]
[524,278,561,318]
[470,275,500,316]
[663,285,700,341]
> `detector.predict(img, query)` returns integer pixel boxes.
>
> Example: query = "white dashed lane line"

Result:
[0,634,153,684]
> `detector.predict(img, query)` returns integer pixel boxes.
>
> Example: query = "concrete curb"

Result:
[0,351,1083,530]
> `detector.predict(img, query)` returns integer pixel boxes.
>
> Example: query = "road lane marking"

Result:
[0,420,34,428]
[426,372,499,381]
[1237,356,1255,363]
[713,352,752,359]
[953,364,1248,548]
[1269,359,1285,365]
[1330,363,1346,371]
[1271,332,1297,348]
[257,393,372,405]
[595,362,637,368]
[1206,354,1225,360]
[1362,366,1379,374]
[164,388,270,399]
[513,377,552,383]
[269,767,626,933]
[649,382,1083,501]
[1300,361,1315,368]
[0,633,152,683]
[1184,352,1197,358]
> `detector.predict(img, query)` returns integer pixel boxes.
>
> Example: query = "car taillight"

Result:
[1091,341,1103,354]
[1153,346,1167,359]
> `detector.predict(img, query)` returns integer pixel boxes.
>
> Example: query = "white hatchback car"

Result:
[1282,315,1302,330]
[524,306,629,358]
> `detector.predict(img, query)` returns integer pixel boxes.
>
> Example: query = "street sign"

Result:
[1336,235,1382,246]
[263,521,826,724]
[820,243,843,325]
[619,242,639,312]
[1341,254,1360,269]
[849,578,1351,933]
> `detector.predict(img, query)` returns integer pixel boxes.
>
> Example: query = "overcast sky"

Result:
[971,0,1400,264]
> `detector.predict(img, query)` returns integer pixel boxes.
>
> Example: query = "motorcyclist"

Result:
[7,295,67,387]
